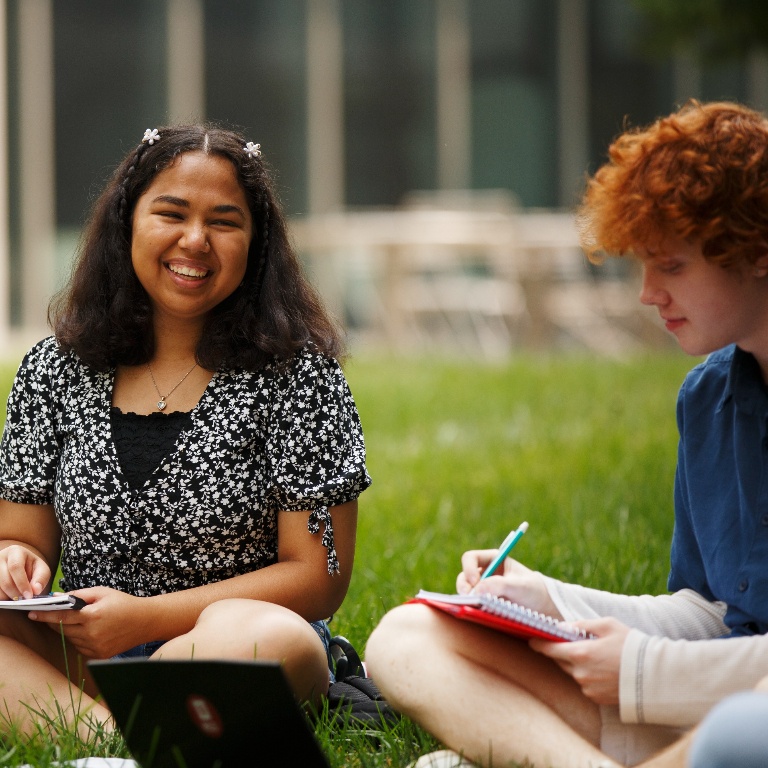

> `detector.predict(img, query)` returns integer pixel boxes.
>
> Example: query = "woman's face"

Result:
[131,151,253,327]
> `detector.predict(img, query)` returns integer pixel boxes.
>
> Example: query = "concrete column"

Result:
[672,53,702,105]
[0,0,9,346]
[435,0,471,190]
[748,50,768,113]
[18,0,56,335]
[556,0,589,207]
[306,0,345,214]
[166,0,206,122]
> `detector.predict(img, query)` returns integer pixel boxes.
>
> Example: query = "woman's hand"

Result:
[0,502,61,600]
[0,543,52,600]
[529,617,631,705]
[30,586,151,659]
[457,549,562,618]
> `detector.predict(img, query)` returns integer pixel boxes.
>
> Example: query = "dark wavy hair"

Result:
[49,124,345,371]
[578,100,768,267]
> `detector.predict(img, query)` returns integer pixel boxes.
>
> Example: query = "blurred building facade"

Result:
[0,0,765,351]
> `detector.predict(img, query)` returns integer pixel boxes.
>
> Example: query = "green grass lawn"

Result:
[0,349,697,767]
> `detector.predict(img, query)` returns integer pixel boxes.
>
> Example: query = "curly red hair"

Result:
[578,100,768,266]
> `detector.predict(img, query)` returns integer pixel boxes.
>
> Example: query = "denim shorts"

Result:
[113,640,166,659]
[112,619,335,681]
[311,619,335,682]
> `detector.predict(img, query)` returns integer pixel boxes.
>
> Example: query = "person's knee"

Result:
[366,603,440,706]
[367,604,432,666]
[196,599,313,660]
[182,599,329,702]
[688,691,768,768]
[235,605,328,703]
[195,598,251,627]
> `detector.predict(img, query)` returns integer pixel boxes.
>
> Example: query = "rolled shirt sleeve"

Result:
[620,630,768,727]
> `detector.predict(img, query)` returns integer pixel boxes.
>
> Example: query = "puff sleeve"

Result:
[0,338,65,506]
[264,348,371,573]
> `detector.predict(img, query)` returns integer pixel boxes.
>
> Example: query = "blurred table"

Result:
[290,208,669,357]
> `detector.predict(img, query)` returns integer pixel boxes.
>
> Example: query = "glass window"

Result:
[205,0,306,213]
[470,0,558,207]
[53,0,166,229]
[343,0,435,207]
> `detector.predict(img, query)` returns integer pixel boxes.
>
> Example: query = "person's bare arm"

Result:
[0,500,60,599]
[31,500,358,659]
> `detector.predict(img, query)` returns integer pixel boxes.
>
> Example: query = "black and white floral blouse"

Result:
[0,337,371,596]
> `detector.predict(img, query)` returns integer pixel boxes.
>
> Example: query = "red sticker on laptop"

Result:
[186,694,224,738]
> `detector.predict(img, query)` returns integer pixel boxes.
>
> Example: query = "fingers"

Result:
[531,635,575,660]
[33,608,93,653]
[457,549,499,593]
[34,616,95,658]
[0,545,51,599]
[572,616,629,637]
[530,635,597,686]
[31,588,132,659]
[529,618,624,658]
[529,618,628,706]
[28,591,92,626]
[30,608,83,627]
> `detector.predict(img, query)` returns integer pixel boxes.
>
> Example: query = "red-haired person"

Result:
[366,101,768,768]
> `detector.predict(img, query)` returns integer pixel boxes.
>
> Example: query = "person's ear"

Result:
[753,254,768,278]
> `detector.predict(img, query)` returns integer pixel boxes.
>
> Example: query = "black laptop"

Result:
[88,659,330,768]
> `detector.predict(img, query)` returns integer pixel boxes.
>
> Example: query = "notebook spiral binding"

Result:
[478,594,594,641]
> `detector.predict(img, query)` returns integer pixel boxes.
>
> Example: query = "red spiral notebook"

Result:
[410,590,594,643]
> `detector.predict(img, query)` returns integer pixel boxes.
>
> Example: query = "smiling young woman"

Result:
[0,125,371,738]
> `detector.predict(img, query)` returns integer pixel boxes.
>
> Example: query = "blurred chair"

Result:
[392,189,526,357]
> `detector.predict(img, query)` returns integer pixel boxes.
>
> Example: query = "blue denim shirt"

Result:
[670,345,768,636]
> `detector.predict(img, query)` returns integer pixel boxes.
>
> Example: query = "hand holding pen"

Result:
[461,521,529,594]
[479,520,529,580]
[458,521,563,618]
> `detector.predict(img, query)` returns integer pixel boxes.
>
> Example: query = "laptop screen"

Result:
[88,659,329,768]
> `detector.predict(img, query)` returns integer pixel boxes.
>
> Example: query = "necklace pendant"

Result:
[147,362,197,412]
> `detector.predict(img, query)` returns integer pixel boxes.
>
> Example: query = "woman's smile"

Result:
[166,262,212,280]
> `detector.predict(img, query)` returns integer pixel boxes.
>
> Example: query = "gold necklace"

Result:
[147,362,198,411]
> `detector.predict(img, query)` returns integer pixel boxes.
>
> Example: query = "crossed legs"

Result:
[0,599,329,737]
[366,602,619,768]
[368,604,768,768]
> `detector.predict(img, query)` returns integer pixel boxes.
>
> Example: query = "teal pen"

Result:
[479,521,529,580]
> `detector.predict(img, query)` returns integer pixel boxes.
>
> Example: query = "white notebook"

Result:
[0,593,85,611]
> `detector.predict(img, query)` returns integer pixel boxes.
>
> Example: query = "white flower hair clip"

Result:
[244,141,262,158]
[142,128,160,145]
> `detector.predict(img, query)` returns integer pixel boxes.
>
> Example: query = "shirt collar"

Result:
[720,346,767,415]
